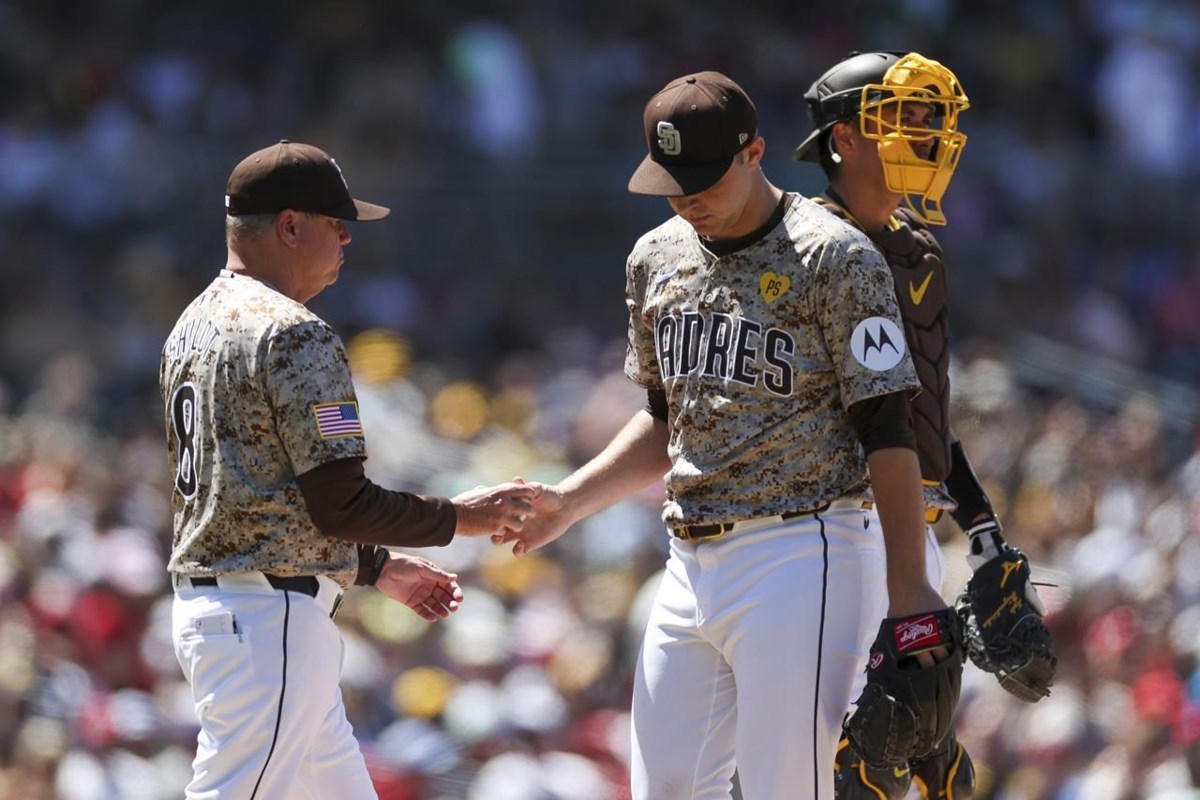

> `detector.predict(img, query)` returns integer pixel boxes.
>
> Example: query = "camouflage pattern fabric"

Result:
[624,192,919,527]
[161,270,366,587]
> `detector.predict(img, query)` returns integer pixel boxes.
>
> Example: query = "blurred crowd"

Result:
[3,334,1200,799]
[2,0,1200,797]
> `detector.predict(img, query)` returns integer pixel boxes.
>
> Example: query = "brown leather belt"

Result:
[671,500,864,541]
[673,501,943,541]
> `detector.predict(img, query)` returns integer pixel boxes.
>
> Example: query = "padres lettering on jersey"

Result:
[624,193,919,527]
[656,312,796,396]
[160,270,367,587]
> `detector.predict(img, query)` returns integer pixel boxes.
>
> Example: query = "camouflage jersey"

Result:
[624,192,920,527]
[160,270,366,588]
[814,197,955,512]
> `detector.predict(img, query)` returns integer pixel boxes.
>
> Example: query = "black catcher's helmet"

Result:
[793,51,904,163]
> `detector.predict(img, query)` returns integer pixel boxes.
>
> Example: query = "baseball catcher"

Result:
[793,50,1057,798]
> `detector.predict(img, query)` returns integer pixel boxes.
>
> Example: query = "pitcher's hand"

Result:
[888,581,952,667]
[489,478,572,556]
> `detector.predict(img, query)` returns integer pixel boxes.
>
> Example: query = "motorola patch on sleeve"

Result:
[850,316,906,371]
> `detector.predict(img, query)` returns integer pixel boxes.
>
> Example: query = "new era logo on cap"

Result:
[225,140,390,222]
[628,71,758,197]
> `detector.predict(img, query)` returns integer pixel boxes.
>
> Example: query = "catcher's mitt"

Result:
[847,608,964,768]
[956,545,1056,703]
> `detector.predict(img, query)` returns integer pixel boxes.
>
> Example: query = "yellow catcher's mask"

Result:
[794,52,969,226]
[858,54,969,226]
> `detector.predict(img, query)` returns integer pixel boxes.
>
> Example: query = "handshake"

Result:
[451,477,568,556]
[372,478,567,621]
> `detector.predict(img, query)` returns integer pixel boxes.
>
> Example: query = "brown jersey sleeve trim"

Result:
[296,457,456,549]
[646,388,669,422]
[847,391,916,454]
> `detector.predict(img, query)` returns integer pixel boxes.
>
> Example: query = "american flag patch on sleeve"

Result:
[312,402,363,439]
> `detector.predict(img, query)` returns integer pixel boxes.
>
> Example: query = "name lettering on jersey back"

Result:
[656,312,796,396]
[165,318,222,362]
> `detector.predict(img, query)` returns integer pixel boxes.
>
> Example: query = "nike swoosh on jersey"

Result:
[908,271,934,305]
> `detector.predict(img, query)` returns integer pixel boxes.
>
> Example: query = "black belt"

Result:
[189,574,320,598]
[672,506,832,541]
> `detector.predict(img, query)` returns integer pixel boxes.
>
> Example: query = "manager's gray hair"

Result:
[225,213,278,246]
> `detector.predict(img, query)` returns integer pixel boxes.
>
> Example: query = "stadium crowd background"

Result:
[2,0,1200,797]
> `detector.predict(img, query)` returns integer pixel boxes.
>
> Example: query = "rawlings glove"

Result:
[847,608,965,768]
[957,535,1056,703]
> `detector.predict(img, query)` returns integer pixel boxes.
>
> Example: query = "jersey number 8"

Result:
[171,382,199,500]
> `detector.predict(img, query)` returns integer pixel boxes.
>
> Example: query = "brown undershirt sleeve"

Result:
[296,457,457,551]
[847,391,917,454]
[646,388,668,422]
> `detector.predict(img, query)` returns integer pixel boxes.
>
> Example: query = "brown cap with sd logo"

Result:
[627,72,758,197]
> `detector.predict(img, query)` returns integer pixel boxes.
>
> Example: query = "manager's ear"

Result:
[275,209,301,247]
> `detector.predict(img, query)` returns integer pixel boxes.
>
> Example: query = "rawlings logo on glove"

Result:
[847,607,965,769]
[895,615,939,650]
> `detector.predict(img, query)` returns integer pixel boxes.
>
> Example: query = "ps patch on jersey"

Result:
[851,317,906,372]
[313,402,363,439]
[759,272,790,303]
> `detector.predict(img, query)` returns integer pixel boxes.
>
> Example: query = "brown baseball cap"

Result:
[225,140,390,221]
[628,72,758,197]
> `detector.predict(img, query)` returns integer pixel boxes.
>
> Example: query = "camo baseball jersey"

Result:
[624,192,920,526]
[161,269,366,588]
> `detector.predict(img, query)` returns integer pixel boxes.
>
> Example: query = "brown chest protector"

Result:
[816,199,953,481]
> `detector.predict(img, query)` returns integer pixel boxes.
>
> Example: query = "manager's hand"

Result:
[375,553,463,621]
[451,481,538,537]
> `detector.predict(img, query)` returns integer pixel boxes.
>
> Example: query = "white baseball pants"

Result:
[630,508,886,800]
[172,573,377,799]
